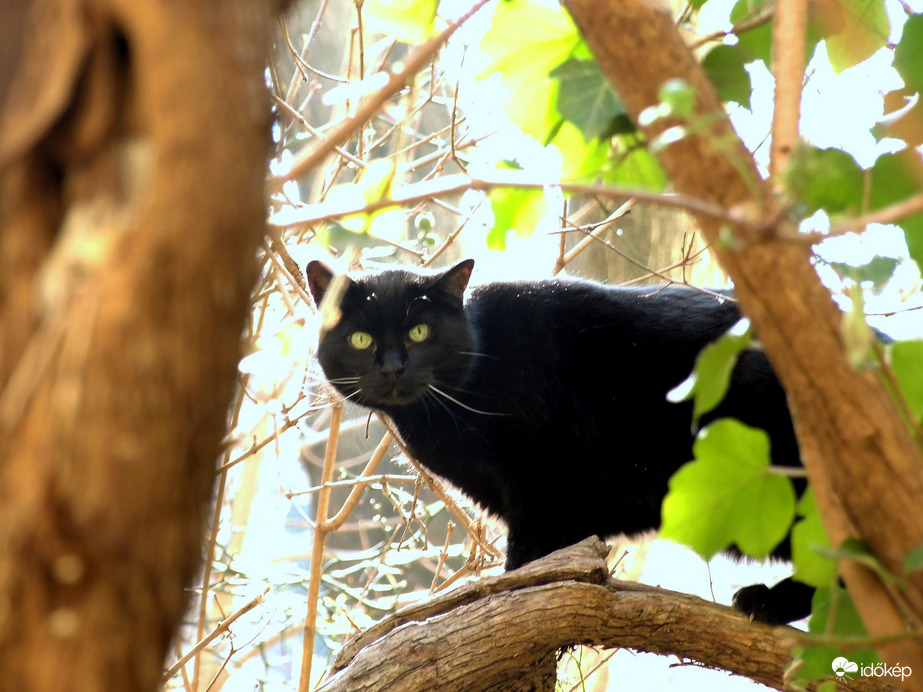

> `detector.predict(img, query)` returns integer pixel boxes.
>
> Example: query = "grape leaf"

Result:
[661,419,796,559]
[479,0,580,141]
[550,58,628,140]
[791,489,836,588]
[785,145,864,216]
[870,150,923,272]
[894,13,923,94]
[702,44,753,108]
[825,0,890,73]
[667,318,752,426]
[364,0,437,43]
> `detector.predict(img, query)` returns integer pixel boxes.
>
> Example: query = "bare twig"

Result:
[282,0,492,183]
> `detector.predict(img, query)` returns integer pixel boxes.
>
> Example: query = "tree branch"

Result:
[319,539,890,692]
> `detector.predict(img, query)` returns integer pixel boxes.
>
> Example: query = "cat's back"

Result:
[466,278,740,349]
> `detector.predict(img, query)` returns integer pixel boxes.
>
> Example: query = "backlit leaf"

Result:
[894,13,923,94]
[479,0,580,141]
[825,0,890,73]
[702,44,753,108]
[550,58,628,140]
[365,0,437,43]
[667,318,752,426]
[661,419,796,559]
[791,489,836,588]
[785,145,864,216]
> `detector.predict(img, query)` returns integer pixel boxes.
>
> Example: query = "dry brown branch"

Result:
[318,539,891,692]
[563,0,923,681]
[770,0,808,181]
[299,400,343,691]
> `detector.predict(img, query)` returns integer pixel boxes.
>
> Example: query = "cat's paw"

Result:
[732,584,785,624]
[732,578,814,625]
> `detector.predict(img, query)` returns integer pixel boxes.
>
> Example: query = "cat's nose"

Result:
[380,349,405,377]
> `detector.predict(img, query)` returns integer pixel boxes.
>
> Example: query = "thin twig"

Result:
[163,587,269,683]
[281,0,493,182]
[298,401,343,692]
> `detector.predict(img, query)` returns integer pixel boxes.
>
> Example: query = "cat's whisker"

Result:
[427,384,510,417]
[458,351,500,360]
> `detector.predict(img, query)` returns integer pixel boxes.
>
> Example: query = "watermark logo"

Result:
[832,656,912,682]
[831,657,858,678]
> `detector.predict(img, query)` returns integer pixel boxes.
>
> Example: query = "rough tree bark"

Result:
[0,0,284,689]
[562,0,923,680]
[321,540,890,692]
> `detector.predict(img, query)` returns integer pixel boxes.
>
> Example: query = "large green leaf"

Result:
[667,318,752,426]
[550,58,628,140]
[479,0,580,141]
[825,0,890,73]
[702,44,753,108]
[661,419,796,559]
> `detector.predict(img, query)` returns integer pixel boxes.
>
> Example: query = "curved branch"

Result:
[319,540,888,692]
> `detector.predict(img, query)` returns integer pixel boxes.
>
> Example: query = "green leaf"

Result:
[364,0,437,43]
[894,13,923,94]
[827,256,899,286]
[702,44,753,108]
[479,0,581,141]
[790,588,878,684]
[731,0,773,65]
[903,543,923,575]
[661,419,796,559]
[488,173,547,250]
[791,489,836,588]
[602,143,668,191]
[784,146,864,216]
[550,58,628,140]
[889,340,923,422]
[667,318,752,426]
[870,150,923,271]
[825,0,890,73]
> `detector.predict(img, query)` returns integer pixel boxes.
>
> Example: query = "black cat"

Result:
[307,258,813,625]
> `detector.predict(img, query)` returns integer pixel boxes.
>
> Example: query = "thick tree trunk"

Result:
[0,0,280,689]
[562,0,923,680]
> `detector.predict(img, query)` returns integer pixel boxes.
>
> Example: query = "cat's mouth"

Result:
[367,380,424,408]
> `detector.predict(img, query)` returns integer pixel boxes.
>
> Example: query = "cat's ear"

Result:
[306,260,335,307]
[434,259,474,301]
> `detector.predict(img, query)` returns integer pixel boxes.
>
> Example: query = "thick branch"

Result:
[320,540,888,692]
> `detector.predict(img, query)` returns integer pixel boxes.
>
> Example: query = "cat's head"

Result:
[306,260,476,410]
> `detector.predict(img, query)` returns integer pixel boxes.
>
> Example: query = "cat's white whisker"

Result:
[427,384,509,417]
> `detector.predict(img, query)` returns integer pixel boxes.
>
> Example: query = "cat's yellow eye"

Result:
[349,331,374,350]
[408,324,431,343]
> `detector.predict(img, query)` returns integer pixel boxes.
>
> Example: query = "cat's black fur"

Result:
[307,259,814,625]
